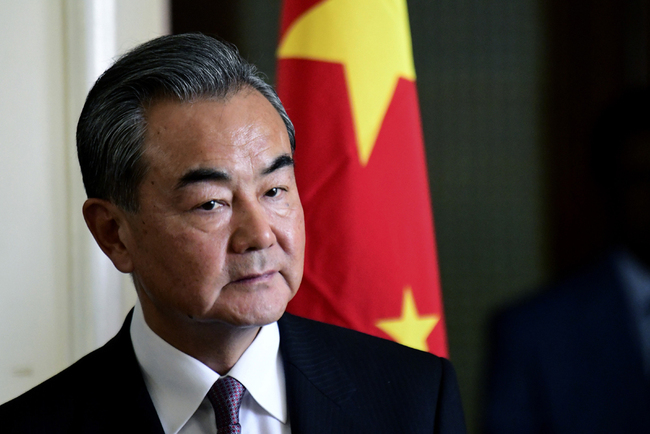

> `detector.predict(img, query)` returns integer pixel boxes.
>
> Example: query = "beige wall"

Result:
[0,0,169,404]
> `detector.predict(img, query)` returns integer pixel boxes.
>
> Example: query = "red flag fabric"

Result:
[276,0,448,356]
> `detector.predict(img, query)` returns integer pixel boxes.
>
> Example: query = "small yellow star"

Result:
[376,287,439,351]
[278,0,416,166]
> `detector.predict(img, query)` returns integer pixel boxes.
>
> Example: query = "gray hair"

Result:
[77,33,295,213]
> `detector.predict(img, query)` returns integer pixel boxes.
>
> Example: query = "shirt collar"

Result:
[229,317,287,424]
[130,302,287,434]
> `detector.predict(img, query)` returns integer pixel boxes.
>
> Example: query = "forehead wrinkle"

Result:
[141,91,292,196]
[226,121,278,172]
[143,105,208,170]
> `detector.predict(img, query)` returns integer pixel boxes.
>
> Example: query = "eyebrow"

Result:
[175,168,230,189]
[262,153,294,175]
[175,153,294,189]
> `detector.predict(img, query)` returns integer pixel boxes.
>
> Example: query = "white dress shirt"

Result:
[130,302,291,434]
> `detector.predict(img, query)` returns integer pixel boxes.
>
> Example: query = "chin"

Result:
[202,300,288,329]
[235,306,287,327]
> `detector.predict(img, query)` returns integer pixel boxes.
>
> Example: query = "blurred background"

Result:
[1,0,648,432]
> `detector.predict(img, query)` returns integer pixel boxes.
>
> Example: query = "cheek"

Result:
[137,237,231,317]
[294,214,306,260]
[136,226,229,287]
[280,205,306,286]
[174,234,230,277]
[275,201,304,247]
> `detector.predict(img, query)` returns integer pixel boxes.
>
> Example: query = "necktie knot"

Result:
[207,376,246,434]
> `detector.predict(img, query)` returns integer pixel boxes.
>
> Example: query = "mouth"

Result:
[229,270,278,285]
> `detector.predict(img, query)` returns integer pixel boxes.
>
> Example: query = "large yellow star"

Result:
[375,287,439,351]
[278,0,416,166]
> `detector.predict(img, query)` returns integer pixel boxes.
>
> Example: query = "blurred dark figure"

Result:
[485,89,650,433]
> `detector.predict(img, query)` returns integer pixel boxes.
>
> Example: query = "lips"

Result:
[229,270,277,285]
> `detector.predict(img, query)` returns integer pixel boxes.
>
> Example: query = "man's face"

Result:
[122,89,305,329]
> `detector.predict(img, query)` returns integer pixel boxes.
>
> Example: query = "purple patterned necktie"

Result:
[207,376,246,434]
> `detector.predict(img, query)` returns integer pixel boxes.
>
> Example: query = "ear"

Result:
[82,198,135,273]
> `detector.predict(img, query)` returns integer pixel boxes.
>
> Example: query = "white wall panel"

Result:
[0,0,69,403]
[0,0,169,404]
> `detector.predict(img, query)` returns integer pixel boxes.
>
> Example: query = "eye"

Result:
[265,187,285,198]
[199,200,219,211]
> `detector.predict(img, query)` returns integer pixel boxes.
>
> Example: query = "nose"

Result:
[230,198,276,253]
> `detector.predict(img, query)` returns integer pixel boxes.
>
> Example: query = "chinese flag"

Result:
[276,0,448,356]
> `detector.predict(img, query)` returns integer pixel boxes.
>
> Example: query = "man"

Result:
[0,33,465,433]
[484,89,650,433]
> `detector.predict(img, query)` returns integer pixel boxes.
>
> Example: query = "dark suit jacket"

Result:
[485,254,650,433]
[0,312,465,433]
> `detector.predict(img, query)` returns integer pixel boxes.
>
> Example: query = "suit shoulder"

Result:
[0,319,149,432]
[278,314,466,433]
[0,342,111,431]
[279,313,447,375]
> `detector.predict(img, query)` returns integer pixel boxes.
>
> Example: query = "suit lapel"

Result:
[278,314,362,434]
[90,310,165,433]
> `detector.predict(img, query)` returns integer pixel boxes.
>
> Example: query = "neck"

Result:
[139,301,260,375]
